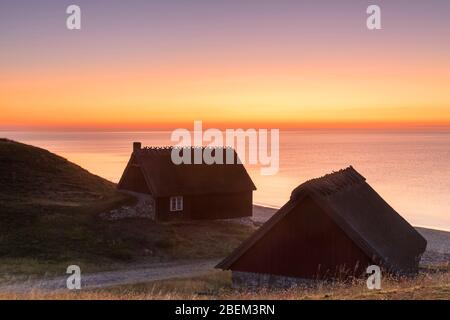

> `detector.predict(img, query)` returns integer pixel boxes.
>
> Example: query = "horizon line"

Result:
[2,123,450,132]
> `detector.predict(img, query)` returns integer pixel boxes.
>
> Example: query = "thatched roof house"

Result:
[217,166,427,286]
[118,142,256,221]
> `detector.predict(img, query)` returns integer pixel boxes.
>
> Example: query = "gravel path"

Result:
[0,259,220,293]
[417,227,450,266]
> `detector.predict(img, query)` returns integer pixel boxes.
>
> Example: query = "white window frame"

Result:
[170,196,183,212]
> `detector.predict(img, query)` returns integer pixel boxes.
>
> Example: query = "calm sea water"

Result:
[2,130,450,231]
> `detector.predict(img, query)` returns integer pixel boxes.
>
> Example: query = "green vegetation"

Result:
[0,139,254,279]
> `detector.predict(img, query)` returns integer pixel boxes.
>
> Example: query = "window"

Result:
[170,196,183,212]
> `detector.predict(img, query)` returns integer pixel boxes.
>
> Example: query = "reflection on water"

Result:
[2,130,450,231]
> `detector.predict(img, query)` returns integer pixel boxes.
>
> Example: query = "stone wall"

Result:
[232,271,316,290]
[102,191,155,220]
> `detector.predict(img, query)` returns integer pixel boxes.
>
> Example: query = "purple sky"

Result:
[2,0,449,72]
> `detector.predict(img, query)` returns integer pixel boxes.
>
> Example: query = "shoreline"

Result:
[253,203,450,233]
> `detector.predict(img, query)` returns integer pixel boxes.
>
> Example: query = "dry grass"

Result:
[229,273,450,300]
[1,270,449,300]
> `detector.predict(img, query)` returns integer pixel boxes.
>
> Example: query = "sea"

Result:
[2,130,450,231]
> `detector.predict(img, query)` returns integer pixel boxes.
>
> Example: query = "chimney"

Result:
[133,142,142,153]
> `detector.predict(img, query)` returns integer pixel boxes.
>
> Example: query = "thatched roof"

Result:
[217,166,427,275]
[118,146,256,197]
[290,166,366,198]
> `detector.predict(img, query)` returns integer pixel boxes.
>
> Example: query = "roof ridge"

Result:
[139,145,235,148]
[291,166,366,199]
[137,146,236,152]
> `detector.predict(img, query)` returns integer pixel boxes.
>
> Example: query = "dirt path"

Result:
[0,259,220,293]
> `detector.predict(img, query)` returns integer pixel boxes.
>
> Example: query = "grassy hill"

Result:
[0,139,254,279]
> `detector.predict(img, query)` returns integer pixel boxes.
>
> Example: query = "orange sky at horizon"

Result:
[1,1,450,131]
[2,57,450,130]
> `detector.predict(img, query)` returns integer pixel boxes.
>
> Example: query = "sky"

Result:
[1,0,450,130]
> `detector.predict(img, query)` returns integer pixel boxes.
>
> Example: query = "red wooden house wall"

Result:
[229,196,373,279]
